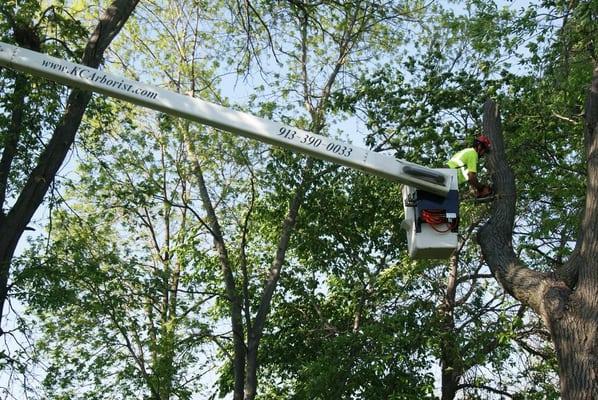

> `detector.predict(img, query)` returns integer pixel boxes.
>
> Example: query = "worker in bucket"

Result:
[447,135,493,199]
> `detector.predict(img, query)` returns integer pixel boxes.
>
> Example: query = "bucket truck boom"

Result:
[0,42,459,258]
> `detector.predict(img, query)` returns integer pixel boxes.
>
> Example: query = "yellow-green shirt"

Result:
[447,148,478,184]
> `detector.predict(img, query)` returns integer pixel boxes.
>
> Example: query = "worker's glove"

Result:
[476,185,494,198]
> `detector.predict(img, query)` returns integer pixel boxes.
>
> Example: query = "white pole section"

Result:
[0,42,452,196]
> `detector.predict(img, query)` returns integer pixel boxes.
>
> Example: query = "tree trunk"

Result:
[244,172,309,400]
[478,65,598,399]
[0,0,140,329]
[547,64,598,400]
[439,254,463,400]
[188,149,246,400]
[0,74,30,211]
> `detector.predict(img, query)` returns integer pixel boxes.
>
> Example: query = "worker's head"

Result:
[473,135,491,156]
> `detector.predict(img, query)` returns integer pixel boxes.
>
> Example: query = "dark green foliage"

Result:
[258,172,436,399]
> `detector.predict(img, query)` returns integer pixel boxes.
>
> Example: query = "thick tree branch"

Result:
[0,13,42,212]
[7,0,140,231]
[0,75,28,213]
[477,100,557,317]
[249,161,311,343]
[244,159,313,399]
[0,0,140,329]
[184,132,246,400]
[561,66,598,291]
[240,172,256,335]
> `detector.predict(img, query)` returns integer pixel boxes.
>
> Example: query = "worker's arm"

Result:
[467,171,485,191]
[468,172,493,197]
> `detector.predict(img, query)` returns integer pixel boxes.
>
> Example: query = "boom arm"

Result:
[0,42,452,196]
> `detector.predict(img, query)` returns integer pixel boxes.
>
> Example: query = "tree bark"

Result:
[439,254,463,400]
[244,170,309,400]
[0,75,30,211]
[477,100,552,315]
[187,147,246,400]
[478,64,598,399]
[0,0,140,329]
[549,65,598,400]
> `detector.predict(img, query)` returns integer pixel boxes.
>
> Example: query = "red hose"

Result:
[420,210,456,233]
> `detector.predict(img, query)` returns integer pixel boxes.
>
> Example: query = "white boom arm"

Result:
[0,42,452,196]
